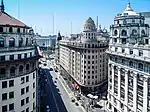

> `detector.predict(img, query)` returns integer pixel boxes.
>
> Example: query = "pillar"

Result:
[117,67,121,109]
[133,72,137,112]
[143,76,148,112]
[124,70,128,112]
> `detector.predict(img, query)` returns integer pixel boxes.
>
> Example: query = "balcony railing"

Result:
[0,46,35,52]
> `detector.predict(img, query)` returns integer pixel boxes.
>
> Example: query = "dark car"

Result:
[50,68,53,71]
[44,63,47,66]
[75,102,79,106]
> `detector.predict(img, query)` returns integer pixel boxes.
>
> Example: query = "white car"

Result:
[46,105,50,112]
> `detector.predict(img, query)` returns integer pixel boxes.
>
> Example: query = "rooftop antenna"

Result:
[71,22,72,35]
[96,16,98,31]
[53,13,54,35]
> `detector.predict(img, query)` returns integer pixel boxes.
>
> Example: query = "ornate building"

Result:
[59,17,108,94]
[0,1,39,112]
[107,3,150,112]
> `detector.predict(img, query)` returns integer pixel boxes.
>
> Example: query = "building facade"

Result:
[59,17,108,94]
[0,1,39,112]
[107,3,150,112]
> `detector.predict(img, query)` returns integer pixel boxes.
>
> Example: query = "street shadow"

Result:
[43,68,68,112]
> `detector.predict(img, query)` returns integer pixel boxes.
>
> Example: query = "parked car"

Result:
[46,105,50,112]
[75,102,79,106]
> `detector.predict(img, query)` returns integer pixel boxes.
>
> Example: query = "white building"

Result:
[59,17,108,94]
[0,1,39,112]
[107,3,150,112]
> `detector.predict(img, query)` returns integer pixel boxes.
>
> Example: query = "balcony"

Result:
[0,46,35,52]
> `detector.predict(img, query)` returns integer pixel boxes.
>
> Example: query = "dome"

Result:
[122,3,139,16]
[84,17,96,32]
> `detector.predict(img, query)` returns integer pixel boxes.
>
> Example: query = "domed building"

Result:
[0,1,40,112]
[59,17,108,94]
[107,3,150,112]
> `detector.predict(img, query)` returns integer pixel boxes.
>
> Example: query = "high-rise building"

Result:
[0,1,39,112]
[107,3,150,112]
[59,17,108,94]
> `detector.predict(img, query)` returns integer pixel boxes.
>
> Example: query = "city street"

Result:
[40,63,85,112]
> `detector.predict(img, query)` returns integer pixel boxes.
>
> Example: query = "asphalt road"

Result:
[43,68,68,112]
[41,62,85,112]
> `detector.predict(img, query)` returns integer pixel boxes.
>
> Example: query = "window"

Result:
[10,55,14,60]
[19,38,23,47]
[0,27,3,32]
[123,20,127,24]
[33,82,35,88]
[21,77,25,84]
[9,103,14,111]
[88,76,90,79]
[26,86,29,93]
[10,66,15,76]
[21,88,25,95]
[33,102,35,110]
[114,30,117,36]
[88,55,90,59]
[122,38,126,44]
[145,39,149,44]
[9,27,13,33]
[129,61,133,67]
[30,52,32,57]
[130,49,133,54]
[121,30,127,36]
[26,97,29,104]
[139,50,143,56]
[132,29,137,36]
[17,28,20,33]
[9,91,14,99]
[0,37,4,47]
[24,53,27,59]
[0,68,5,77]
[2,93,7,100]
[122,48,125,53]
[19,65,23,73]
[26,76,29,82]
[26,38,28,46]
[33,92,35,98]
[33,73,35,79]
[1,56,5,61]
[114,38,117,42]
[9,80,14,87]
[2,81,7,88]
[138,63,143,70]
[141,30,145,36]
[21,99,25,106]
[9,38,15,47]
[26,107,29,112]
[2,105,7,112]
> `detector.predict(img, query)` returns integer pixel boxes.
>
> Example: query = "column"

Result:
[133,72,137,112]
[143,76,148,112]
[117,67,121,109]
[124,70,128,112]
[5,36,9,47]
[111,64,114,94]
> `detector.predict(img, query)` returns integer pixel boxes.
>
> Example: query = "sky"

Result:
[3,0,150,36]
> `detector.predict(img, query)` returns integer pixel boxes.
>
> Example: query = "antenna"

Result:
[71,22,72,35]
[53,13,54,35]
[97,16,98,31]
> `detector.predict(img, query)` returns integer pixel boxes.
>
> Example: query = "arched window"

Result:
[9,27,13,33]
[10,66,15,76]
[19,65,23,73]
[26,64,30,72]
[17,28,20,33]
[121,30,127,36]
[132,29,137,36]
[138,63,143,70]
[9,38,15,47]
[23,29,25,33]
[0,68,5,77]
[19,38,23,47]
[141,30,145,36]
[0,37,4,47]
[0,27,3,32]
[31,62,35,70]
[114,30,118,36]
[129,61,133,67]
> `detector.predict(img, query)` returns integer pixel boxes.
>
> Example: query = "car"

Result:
[50,68,53,71]
[54,80,57,83]
[46,105,50,112]
[71,99,76,102]
[44,63,47,66]
[75,102,79,106]
[55,77,58,80]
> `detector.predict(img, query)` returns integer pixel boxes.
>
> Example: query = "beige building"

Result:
[0,1,39,112]
[59,17,108,94]
[107,3,150,112]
